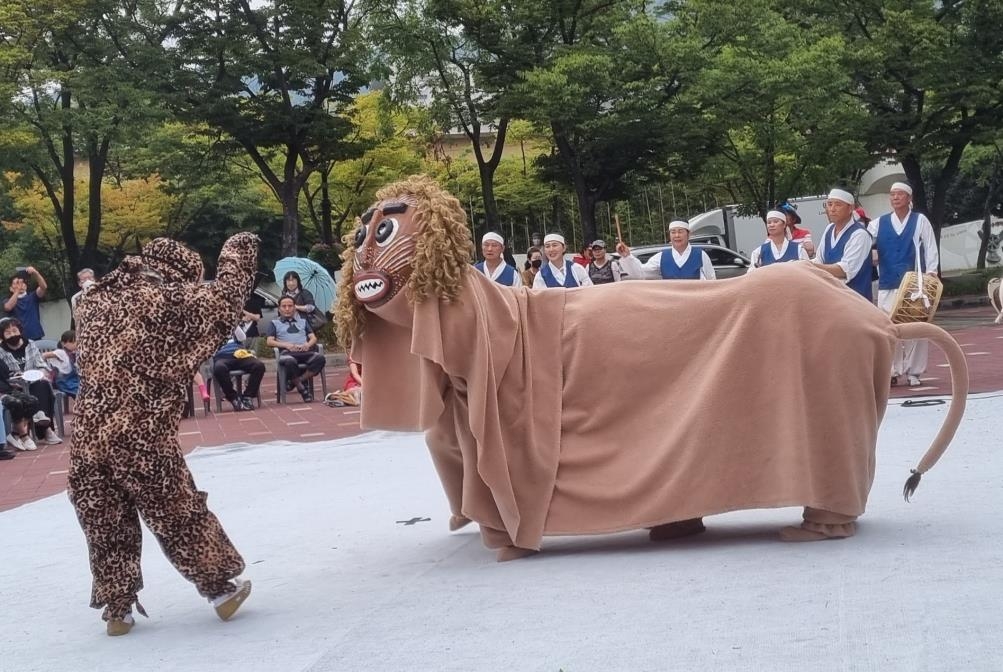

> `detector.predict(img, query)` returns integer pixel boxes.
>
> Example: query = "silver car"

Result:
[620,243,753,279]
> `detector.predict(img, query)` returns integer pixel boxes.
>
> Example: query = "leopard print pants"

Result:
[68,449,244,620]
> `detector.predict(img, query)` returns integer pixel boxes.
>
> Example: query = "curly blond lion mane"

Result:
[334,175,474,351]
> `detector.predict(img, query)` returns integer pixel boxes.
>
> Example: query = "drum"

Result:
[889,271,943,324]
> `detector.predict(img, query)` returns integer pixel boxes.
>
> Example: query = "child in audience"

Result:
[43,330,80,397]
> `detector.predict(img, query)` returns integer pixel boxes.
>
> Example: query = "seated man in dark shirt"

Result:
[211,325,265,412]
[265,296,325,402]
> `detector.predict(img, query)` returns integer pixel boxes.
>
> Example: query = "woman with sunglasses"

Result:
[585,240,625,284]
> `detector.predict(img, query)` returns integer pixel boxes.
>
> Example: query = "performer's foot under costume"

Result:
[335,176,968,561]
[69,233,259,630]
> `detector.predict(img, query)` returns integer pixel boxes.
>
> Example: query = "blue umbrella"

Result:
[273,256,337,314]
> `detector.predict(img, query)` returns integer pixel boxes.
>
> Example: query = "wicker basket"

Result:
[889,272,943,324]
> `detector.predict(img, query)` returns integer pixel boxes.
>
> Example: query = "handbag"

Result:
[306,309,328,331]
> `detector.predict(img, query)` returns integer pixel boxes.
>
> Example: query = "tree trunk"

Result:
[478,162,500,233]
[84,136,111,270]
[59,88,79,270]
[552,124,599,245]
[320,167,333,245]
[281,182,300,257]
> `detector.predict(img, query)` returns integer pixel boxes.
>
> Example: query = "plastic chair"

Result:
[208,364,263,412]
[272,344,328,403]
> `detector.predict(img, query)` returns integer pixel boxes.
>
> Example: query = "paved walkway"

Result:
[2,304,1001,512]
[0,363,361,511]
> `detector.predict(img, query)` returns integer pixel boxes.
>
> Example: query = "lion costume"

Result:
[336,176,968,561]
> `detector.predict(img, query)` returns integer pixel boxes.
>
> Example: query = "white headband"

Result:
[543,233,565,245]
[766,210,788,222]
[890,182,913,196]
[827,188,854,205]
[481,232,504,245]
[667,220,690,231]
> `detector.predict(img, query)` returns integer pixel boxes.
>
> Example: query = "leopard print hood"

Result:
[138,238,205,283]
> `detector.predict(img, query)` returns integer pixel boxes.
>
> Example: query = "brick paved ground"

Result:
[2,303,1001,512]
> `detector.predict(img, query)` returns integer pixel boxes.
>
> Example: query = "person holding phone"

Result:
[4,266,47,340]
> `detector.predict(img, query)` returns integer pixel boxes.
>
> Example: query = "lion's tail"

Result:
[895,322,969,501]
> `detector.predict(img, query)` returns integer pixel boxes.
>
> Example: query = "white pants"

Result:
[877,289,929,376]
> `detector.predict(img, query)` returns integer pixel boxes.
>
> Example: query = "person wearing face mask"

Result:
[4,267,47,340]
[0,317,62,448]
[522,247,543,287]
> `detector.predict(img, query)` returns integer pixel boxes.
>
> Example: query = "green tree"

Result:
[516,10,715,243]
[374,0,517,231]
[680,0,870,218]
[165,0,374,256]
[785,0,1003,236]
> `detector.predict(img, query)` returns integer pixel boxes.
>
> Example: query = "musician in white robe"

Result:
[748,210,811,271]
[474,232,522,288]
[868,182,939,387]
[533,233,593,288]
[616,220,716,280]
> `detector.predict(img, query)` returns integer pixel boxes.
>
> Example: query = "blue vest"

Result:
[876,212,924,290]
[659,247,703,280]
[822,223,873,301]
[474,261,517,286]
[759,240,801,266]
[540,260,580,288]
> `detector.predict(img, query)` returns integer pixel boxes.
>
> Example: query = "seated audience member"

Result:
[324,358,362,407]
[2,391,41,452]
[212,325,266,412]
[0,405,13,459]
[266,296,325,402]
[41,329,80,397]
[0,318,61,445]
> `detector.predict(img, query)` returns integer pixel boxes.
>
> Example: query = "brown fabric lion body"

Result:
[338,177,967,561]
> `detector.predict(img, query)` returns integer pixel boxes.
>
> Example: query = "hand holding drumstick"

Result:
[614,214,631,257]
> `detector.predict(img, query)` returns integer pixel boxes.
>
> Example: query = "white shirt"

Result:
[618,246,717,280]
[867,210,939,273]
[533,260,594,288]
[748,238,811,271]
[812,221,873,284]
[478,260,522,287]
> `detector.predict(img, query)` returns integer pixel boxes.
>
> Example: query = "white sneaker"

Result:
[19,435,38,451]
[6,434,24,451]
[43,427,62,445]
[210,578,252,621]
[907,375,922,387]
[32,411,51,426]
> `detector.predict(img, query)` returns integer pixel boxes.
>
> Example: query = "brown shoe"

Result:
[649,517,706,542]
[211,578,252,621]
[106,614,135,637]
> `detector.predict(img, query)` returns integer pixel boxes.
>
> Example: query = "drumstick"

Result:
[614,215,624,245]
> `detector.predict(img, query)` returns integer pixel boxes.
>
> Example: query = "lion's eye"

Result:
[353,225,367,248]
[375,218,399,247]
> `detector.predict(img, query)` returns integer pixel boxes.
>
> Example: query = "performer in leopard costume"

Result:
[68,232,259,636]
